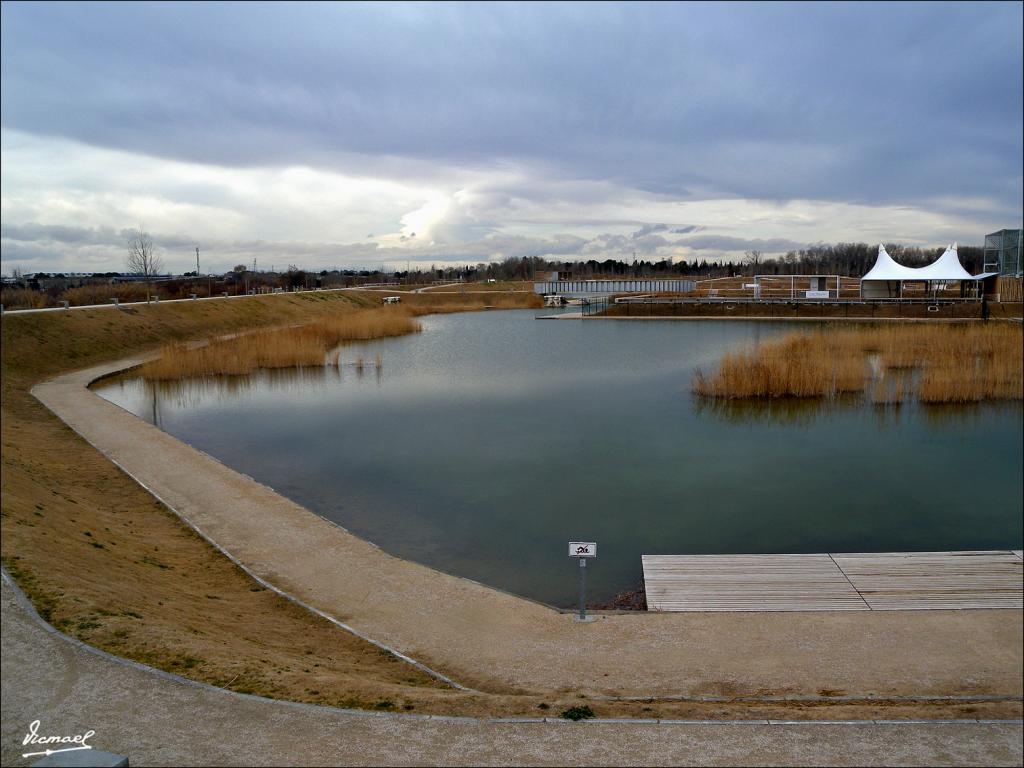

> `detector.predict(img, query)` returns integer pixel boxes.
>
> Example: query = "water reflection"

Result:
[920,401,1023,428]
[694,389,1020,429]
[693,396,833,426]
[103,364,380,416]
[693,391,913,426]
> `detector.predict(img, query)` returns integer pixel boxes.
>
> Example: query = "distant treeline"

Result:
[480,243,984,281]
[6,242,985,294]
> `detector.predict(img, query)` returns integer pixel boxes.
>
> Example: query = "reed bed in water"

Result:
[140,308,420,380]
[693,323,1023,404]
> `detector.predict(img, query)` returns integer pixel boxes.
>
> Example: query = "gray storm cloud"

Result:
[1,2,1021,273]
[676,235,807,253]
[3,2,1021,203]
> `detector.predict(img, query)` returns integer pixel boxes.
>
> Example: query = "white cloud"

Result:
[0,129,439,244]
[0,128,1014,275]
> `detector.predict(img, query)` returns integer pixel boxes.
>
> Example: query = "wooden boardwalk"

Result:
[643,551,1023,612]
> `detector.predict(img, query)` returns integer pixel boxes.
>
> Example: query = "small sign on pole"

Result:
[569,541,597,622]
[569,542,597,558]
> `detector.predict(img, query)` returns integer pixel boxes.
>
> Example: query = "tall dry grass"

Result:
[1,288,51,309]
[3,282,169,310]
[693,324,1023,404]
[140,308,420,380]
[692,332,869,398]
[61,283,154,306]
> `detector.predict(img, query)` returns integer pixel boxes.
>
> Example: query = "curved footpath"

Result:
[30,358,1024,699]
[4,577,1022,767]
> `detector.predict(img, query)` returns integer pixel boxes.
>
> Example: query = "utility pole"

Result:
[195,246,201,275]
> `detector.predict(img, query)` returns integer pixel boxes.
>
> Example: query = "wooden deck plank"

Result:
[831,551,1023,611]
[642,551,1023,612]
[641,554,868,612]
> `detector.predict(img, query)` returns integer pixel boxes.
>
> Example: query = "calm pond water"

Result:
[95,311,1024,607]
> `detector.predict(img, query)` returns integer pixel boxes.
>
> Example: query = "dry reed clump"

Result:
[2,283,161,310]
[140,308,420,380]
[61,282,153,306]
[1,288,51,309]
[693,324,1023,405]
[692,333,868,399]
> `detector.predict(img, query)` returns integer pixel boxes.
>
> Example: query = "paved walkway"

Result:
[30,359,1024,699]
[3,578,1022,767]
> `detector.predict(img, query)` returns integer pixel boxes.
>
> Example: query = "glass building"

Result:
[983,229,1022,276]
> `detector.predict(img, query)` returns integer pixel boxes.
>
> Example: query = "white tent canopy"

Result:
[860,243,992,298]
[861,244,923,281]
[913,243,974,281]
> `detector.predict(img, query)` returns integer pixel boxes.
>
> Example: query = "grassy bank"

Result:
[419,280,533,292]
[693,324,1023,403]
[394,290,542,311]
[1,293,1019,720]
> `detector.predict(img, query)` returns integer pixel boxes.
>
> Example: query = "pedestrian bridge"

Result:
[533,278,696,297]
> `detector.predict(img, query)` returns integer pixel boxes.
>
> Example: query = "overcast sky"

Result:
[2,1,1021,274]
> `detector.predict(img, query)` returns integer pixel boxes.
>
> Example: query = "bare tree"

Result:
[743,250,763,274]
[126,228,164,302]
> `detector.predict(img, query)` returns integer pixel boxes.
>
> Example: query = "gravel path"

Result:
[3,576,1022,767]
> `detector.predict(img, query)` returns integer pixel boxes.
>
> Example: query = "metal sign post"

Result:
[568,542,597,622]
